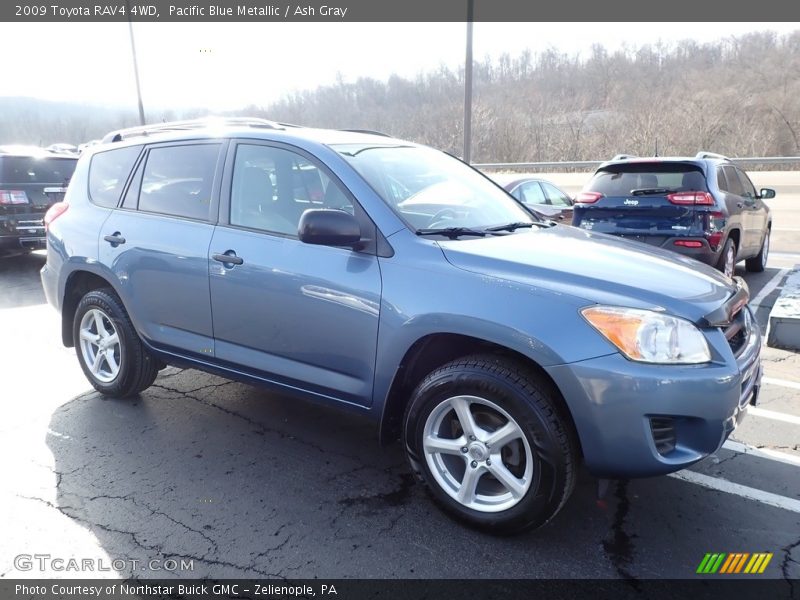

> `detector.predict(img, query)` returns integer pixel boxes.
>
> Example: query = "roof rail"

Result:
[102,117,284,144]
[611,153,637,161]
[695,151,730,161]
[339,129,393,137]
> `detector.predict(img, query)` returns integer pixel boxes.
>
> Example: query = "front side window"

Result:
[138,144,220,220]
[541,182,571,207]
[89,145,141,208]
[230,144,352,236]
[735,168,757,199]
[334,144,533,232]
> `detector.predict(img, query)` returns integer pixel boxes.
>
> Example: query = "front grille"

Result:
[650,417,677,455]
[723,306,750,358]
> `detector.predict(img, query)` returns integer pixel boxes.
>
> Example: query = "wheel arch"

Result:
[60,269,119,347]
[378,332,582,457]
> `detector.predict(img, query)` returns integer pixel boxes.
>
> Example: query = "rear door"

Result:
[573,162,707,246]
[98,141,225,356]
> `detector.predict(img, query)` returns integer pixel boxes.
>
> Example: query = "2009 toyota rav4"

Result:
[41,118,761,533]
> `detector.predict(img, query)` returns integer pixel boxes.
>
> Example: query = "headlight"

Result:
[581,306,711,364]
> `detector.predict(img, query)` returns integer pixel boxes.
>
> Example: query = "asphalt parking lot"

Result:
[1,194,799,584]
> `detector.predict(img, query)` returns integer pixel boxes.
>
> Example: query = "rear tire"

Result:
[73,288,159,398]
[716,238,737,279]
[403,354,577,535]
[745,229,769,273]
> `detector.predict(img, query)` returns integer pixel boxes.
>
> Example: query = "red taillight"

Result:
[674,240,704,248]
[706,231,723,250]
[666,191,714,206]
[44,202,69,231]
[575,192,603,204]
[0,190,29,205]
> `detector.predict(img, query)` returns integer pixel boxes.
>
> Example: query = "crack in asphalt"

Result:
[781,536,800,594]
[601,480,640,587]
[16,493,289,578]
[149,382,377,467]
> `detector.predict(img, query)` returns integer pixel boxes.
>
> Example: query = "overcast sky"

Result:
[0,22,797,112]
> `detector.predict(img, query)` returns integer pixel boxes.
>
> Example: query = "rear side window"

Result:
[88,146,142,208]
[721,165,745,196]
[138,144,221,221]
[587,164,707,196]
[0,156,76,185]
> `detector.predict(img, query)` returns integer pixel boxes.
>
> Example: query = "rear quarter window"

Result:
[89,146,142,208]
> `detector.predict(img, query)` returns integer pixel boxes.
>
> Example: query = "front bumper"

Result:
[547,307,761,478]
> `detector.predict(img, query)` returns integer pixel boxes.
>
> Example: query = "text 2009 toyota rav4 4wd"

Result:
[42,119,761,534]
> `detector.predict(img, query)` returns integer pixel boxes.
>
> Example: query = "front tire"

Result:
[716,238,737,279]
[403,355,578,534]
[73,288,159,397]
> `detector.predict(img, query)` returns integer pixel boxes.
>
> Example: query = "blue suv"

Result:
[42,119,761,533]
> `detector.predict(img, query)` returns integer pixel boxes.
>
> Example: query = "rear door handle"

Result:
[212,252,244,266]
[104,233,126,246]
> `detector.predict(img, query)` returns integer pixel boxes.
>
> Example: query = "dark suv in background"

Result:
[0,146,77,256]
[572,153,774,278]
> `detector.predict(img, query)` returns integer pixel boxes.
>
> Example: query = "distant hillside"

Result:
[3,29,799,162]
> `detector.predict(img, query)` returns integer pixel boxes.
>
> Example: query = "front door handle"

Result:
[212,251,244,266]
[104,233,126,246]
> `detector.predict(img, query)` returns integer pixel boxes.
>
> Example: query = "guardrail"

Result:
[473,157,800,171]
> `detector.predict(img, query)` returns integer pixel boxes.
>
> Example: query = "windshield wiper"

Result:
[416,227,487,239]
[630,188,675,196]
[487,220,558,231]
[484,222,538,232]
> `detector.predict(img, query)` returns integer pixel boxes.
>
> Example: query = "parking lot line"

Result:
[722,440,800,467]
[763,376,800,391]
[747,406,800,425]
[749,267,789,310]
[668,471,800,514]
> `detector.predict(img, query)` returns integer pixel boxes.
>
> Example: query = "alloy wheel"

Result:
[724,243,736,278]
[78,308,122,383]
[422,394,533,513]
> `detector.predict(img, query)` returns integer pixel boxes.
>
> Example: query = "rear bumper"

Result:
[546,307,761,478]
[0,211,47,253]
[617,234,721,266]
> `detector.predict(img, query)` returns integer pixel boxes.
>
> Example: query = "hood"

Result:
[438,225,739,325]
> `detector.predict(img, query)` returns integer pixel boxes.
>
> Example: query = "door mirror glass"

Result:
[759,188,776,200]
[298,209,361,248]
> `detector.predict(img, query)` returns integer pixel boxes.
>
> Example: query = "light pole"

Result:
[126,1,146,126]
[463,0,474,163]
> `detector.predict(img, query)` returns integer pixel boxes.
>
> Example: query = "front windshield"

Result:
[334,144,534,233]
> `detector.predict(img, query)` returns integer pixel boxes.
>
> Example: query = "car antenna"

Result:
[654,137,659,157]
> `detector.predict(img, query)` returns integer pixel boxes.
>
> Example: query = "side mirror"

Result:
[298,209,362,248]
[759,188,776,200]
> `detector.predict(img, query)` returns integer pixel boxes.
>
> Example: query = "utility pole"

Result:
[126,1,146,126]
[463,0,474,163]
